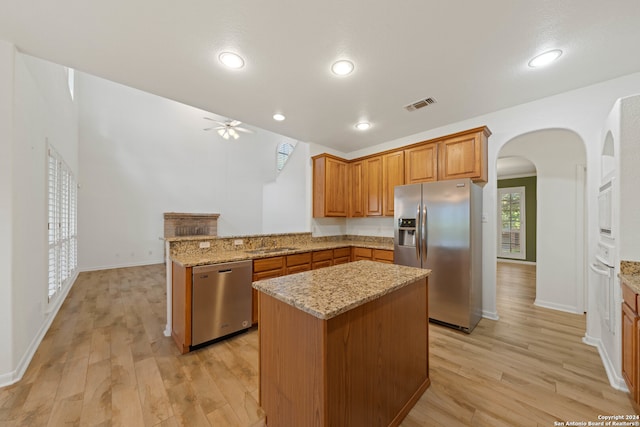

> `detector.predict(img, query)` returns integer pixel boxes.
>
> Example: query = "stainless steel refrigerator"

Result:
[394,178,483,332]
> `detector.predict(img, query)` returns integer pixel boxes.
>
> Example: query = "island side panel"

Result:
[259,293,327,427]
[326,277,429,427]
[171,262,192,354]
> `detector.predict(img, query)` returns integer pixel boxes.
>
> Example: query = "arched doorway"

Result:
[496,129,587,314]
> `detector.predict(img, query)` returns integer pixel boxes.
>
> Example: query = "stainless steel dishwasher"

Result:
[191,260,252,346]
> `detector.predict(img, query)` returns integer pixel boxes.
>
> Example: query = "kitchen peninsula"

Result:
[253,260,431,427]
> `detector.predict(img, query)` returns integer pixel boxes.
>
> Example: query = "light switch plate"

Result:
[199,241,211,249]
[234,239,243,246]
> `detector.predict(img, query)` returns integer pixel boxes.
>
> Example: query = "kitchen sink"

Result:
[245,247,298,255]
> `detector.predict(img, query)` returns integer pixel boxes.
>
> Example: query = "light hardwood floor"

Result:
[0,262,635,426]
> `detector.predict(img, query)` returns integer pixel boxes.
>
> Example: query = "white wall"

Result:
[619,95,640,261]
[76,73,306,270]
[262,142,310,234]
[0,40,15,383]
[0,51,79,386]
[344,71,640,333]
[499,130,585,312]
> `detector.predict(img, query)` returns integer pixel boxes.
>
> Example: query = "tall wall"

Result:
[76,73,305,270]
[0,50,79,386]
[0,40,15,383]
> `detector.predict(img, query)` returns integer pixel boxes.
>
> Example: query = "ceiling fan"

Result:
[203,117,254,140]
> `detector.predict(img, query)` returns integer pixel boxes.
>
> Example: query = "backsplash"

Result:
[169,232,393,259]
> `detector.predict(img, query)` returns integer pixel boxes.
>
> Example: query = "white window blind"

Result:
[48,146,77,301]
[497,186,526,260]
[276,142,296,171]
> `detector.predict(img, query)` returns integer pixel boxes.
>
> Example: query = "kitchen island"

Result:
[253,260,431,427]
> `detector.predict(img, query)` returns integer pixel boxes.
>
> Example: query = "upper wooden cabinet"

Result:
[312,126,490,218]
[437,128,490,182]
[404,142,437,184]
[382,151,404,217]
[349,160,365,217]
[313,154,349,217]
[364,156,383,216]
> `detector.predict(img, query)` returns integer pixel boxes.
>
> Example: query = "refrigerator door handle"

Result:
[422,204,428,262]
[415,203,421,260]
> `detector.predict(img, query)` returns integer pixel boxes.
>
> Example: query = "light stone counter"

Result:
[171,240,394,267]
[620,261,640,294]
[252,260,430,320]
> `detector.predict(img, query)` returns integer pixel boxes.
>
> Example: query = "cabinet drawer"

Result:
[254,256,284,273]
[333,256,350,265]
[253,269,283,281]
[312,260,333,270]
[286,264,311,275]
[373,249,394,263]
[353,247,372,260]
[333,247,351,258]
[623,283,638,313]
[287,252,312,267]
[312,250,333,262]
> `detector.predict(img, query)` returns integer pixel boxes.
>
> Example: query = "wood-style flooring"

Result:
[0,262,635,426]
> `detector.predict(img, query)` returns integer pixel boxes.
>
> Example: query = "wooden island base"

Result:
[258,276,429,427]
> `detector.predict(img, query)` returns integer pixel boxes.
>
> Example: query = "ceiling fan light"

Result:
[528,49,562,68]
[331,60,354,76]
[219,52,245,69]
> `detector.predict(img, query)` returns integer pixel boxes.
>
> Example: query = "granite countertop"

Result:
[171,240,394,267]
[252,260,430,320]
[620,261,640,294]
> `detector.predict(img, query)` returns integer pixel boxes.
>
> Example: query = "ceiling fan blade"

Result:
[229,120,242,127]
[235,127,254,134]
[203,127,214,131]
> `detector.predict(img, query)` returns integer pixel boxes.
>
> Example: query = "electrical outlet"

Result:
[234,239,243,246]
[199,241,211,249]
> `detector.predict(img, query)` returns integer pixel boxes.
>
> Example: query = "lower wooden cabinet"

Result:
[352,247,394,263]
[252,257,285,325]
[286,252,312,274]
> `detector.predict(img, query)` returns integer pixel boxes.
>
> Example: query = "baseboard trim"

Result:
[80,259,165,272]
[582,333,628,391]
[482,310,500,321]
[534,299,581,315]
[0,271,78,388]
[497,258,536,266]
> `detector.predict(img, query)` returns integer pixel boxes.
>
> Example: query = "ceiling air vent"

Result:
[404,97,437,112]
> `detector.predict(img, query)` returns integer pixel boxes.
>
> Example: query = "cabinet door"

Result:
[383,151,404,217]
[313,155,348,217]
[349,161,365,217]
[364,156,383,216]
[325,157,349,216]
[404,143,437,184]
[312,260,333,270]
[622,302,638,399]
[438,131,487,182]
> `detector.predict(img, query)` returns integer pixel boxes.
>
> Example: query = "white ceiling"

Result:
[496,157,537,178]
[1,1,640,153]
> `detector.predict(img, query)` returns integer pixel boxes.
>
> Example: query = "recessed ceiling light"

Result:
[331,60,355,76]
[528,49,562,68]
[219,52,245,69]
[273,113,286,121]
[355,122,371,131]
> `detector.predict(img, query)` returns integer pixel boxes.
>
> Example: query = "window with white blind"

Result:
[48,146,77,301]
[498,186,526,260]
[276,142,296,171]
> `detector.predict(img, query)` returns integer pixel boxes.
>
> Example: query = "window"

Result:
[276,142,296,171]
[498,186,526,259]
[48,146,77,301]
